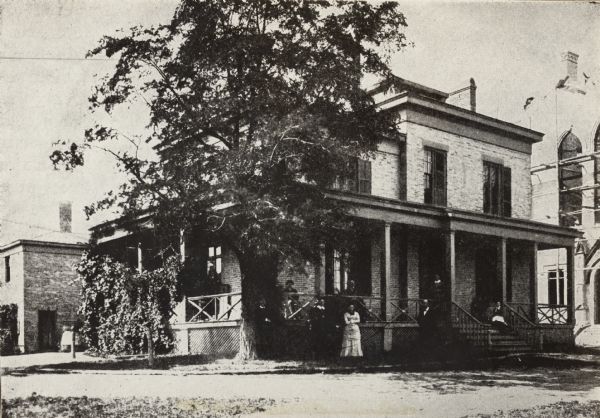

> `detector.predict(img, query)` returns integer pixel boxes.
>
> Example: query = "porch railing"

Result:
[282,293,386,322]
[537,304,568,325]
[507,302,569,325]
[502,303,541,348]
[187,292,242,322]
[446,301,490,348]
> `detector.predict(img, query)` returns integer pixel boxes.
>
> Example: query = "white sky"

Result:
[0,0,599,242]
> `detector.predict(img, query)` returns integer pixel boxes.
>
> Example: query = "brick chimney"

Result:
[563,51,579,82]
[469,78,477,112]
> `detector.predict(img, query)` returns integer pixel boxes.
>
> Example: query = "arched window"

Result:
[558,132,582,227]
[594,126,600,224]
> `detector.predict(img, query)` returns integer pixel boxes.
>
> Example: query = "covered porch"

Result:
[170,194,580,357]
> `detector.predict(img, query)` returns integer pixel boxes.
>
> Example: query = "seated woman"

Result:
[486,301,511,334]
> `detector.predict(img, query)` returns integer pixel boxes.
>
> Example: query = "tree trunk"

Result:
[146,325,155,368]
[235,253,280,361]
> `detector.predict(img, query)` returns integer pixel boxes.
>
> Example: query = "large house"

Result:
[92,77,580,358]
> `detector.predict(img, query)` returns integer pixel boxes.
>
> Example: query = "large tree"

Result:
[52,0,408,359]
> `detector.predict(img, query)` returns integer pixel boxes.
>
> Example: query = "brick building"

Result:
[529,52,600,346]
[0,239,85,352]
[93,77,579,358]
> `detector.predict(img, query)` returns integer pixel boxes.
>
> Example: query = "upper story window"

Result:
[558,132,582,227]
[423,147,446,205]
[333,158,371,195]
[483,161,511,217]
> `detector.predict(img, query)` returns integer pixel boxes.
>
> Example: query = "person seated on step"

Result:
[486,301,511,334]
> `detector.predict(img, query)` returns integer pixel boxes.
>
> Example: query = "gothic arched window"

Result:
[558,132,583,227]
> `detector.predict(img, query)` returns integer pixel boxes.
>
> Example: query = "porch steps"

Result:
[458,329,536,356]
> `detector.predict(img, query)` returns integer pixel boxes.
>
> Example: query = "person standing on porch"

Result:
[340,304,363,358]
[309,298,328,359]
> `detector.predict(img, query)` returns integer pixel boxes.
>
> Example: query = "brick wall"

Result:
[221,246,241,292]
[371,140,401,200]
[510,241,532,305]
[22,243,83,352]
[404,123,532,219]
[455,235,477,308]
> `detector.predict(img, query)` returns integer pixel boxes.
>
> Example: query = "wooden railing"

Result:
[187,292,242,322]
[507,302,569,325]
[445,301,490,348]
[389,298,428,323]
[502,303,541,348]
[283,293,386,322]
[537,304,568,325]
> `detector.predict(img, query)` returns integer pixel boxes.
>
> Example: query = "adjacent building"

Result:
[529,52,600,346]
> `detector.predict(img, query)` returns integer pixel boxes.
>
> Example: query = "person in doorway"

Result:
[342,279,356,296]
[340,304,363,358]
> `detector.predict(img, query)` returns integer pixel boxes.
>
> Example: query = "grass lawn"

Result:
[469,400,600,417]
[1,394,276,417]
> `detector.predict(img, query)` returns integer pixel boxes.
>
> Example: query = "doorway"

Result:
[475,244,501,304]
[38,310,57,351]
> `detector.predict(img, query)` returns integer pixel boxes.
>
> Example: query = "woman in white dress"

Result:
[340,304,363,358]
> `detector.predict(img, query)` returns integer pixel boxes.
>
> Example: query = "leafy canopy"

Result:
[51,0,408,264]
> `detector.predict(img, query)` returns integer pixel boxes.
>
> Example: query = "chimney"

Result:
[59,201,72,233]
[564,51,579,82]
[469,78,477,112]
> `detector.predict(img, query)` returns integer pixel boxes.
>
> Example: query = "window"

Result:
[59,201,72,233]
[324,241,371,296]
[558,132,582,227]
[333,158,371,195]
[483,161,512,216]
[4,256,10,283]
[207,245,222,280]
[423,148,446,205]
[548,269,565,305]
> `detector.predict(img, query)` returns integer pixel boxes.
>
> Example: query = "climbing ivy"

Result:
[76,252,181,357]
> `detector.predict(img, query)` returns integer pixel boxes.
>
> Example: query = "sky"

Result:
[0,0,599,243]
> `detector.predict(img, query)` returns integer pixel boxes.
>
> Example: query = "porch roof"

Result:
[330,191,581,248]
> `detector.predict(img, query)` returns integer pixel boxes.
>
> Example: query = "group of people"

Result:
[256,280,365,359]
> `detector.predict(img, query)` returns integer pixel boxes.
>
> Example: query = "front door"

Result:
[38,310,57,351]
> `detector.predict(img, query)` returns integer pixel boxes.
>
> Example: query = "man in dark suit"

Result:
[308,298,328,359]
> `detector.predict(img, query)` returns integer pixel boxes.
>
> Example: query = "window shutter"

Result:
[502,166,512,217]
[358,159,372,194]
[346,158,357,192]
[434,151,447,205]
[399,141,407,200]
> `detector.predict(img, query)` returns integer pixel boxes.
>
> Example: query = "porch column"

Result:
[177,229,187,323]
[383,222,393,352]
[137,242,143,273]
[179,229,186,262]
[499,237,507,304]
[530,242,538,322]
[567,246,575,324]
[445,230,456,302]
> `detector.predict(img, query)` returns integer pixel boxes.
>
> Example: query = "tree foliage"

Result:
[51,0,409,358]
[76,252,181,356]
